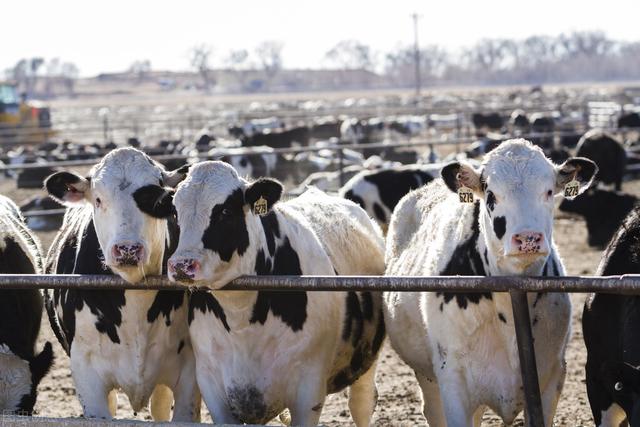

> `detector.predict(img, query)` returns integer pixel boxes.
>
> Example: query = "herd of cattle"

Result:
[1,108,640,425]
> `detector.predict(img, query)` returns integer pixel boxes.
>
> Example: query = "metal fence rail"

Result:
[2,273,640,426]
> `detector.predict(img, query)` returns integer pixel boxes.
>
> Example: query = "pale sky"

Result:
[3,0,638,77]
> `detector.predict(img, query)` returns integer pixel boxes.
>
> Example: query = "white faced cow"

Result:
[0,195,54,414]
[384,139,597,426]
[43,148,200,421]
[166,161,386,426]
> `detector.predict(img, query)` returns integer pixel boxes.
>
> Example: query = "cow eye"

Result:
[615,381,624,391]
[221,208,231,216]
[95,197,102,207]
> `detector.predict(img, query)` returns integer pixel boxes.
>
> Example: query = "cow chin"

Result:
[500,253,548,275]
[110,265,148,284]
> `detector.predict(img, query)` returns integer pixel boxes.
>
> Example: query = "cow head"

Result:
[167,161,283,288]
[45,148,188,283]
[442,139,597,274]
[0,342,53,414]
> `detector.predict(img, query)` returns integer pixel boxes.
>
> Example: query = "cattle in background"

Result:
[384,139,597,426]
[43,148,199,421]
[20,196,64,232]
[471,112,504,136]
[166,162,386,426]
[583,207,640,426]
[17,166,58,189]
[618,112,640,129]
[560,188,637,248]
[0,195,54,415]
[340,118,385,146]
[530,113,556,149]
[208,146,277,180]
[509,109,530,134]
[388,115,427,137]
[310,119,342,140]
[243,126,310,149]
[576,130,627,191]
[340,164,440,232]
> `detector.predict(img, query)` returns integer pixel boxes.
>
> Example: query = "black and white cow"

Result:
[166,161,386,426]
[0,195,54,414]
[384,139,597,426]
[208,146,277,180]
[583,207,640,426]
[339,164,440,233]
[576,130,627,191]
[43,148,200,421]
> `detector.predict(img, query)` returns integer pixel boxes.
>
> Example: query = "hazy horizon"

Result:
[4,0,638,77]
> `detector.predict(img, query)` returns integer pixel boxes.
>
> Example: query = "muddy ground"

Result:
[1,175,625,426]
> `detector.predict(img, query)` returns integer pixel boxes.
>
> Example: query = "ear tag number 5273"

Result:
[564,179,579,198]
[458,186,474,204]
[253,196,268,216]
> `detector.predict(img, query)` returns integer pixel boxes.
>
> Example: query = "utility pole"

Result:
[412,13,421,100]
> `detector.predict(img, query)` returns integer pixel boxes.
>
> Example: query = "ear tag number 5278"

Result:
[253,196,268,216]
[564,179,579,198]
[458,186,474,204]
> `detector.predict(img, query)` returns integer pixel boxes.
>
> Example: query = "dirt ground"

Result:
[1,176,627,426]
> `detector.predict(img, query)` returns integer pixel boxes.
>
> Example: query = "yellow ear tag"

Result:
[564,179,579,198]
[253,196,268,216]
[458,186,474,204]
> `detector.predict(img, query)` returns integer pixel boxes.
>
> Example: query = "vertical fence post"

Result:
[338,147,345,188]
[510,289,545,427]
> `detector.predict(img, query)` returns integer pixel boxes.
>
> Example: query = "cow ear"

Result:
[555,157,598,197]
[441,161,483,194]
[133,185,176,218]
[245,178,283,213]
[44,171,90,206]
[162,164,190,188]
[30,342,54,386]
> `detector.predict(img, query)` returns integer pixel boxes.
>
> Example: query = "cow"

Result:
[0,194,54,415]
[559,188,637,248]
[618,112,640,129]
[166,161,386,426]
[310,119,342,140]
[42,147,200,421]
[340,164,440,233]
[384,139,597,426]
[20,196,64,232]
[244,126,310,149]
[582,207,640,426]
[509,109,530,134]
[576,130,627,191]
[471,112,504,136]
[530,113,556,149]
[208,146,277,180]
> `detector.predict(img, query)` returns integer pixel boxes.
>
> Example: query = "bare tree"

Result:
[60,62,79,96]
[189,44,214,91]
[128,59,152,83]
[225,49,251,91]
[255,41,284,83]
[325,40,375,70]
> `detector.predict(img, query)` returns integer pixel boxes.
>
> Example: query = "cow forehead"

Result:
[174,161,245,211]
[91,148,163,192]
[483,141,555,193]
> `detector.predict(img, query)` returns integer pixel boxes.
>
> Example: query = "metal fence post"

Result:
[510,289,545,427]
[338,147,345,187]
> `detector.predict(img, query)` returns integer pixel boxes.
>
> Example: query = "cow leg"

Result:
[107,390,118,417]
[540,360,566,427]
[170,349,202,422]
[149,384,173,421]
[415,373,446,427]
[438,374,474,427]
[348,363,378,427]
[290,368,327,427]
[71,358,112,419]
[197,376,238,424]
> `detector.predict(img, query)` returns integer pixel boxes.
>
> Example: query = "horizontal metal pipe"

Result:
[0,415,245,427]
[2,274,640,293]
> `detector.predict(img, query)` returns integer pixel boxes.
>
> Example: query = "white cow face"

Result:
[442,139,597,274]
[167,161,283,288]
[45,148,187,283]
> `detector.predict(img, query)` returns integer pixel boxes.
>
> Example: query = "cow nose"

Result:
[168,258,201,283]
[111,242,144,266]
[510,231,545,254]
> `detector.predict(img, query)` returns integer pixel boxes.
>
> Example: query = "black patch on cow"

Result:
[0,238,35,274]
[372,203,386,223]
[227,384,269,424]
[533,292,545,307]
[486,191,496,212]
[202,188,249,262]
[551,257,560,276]
[342,292,364,344]
[483,248,490,266]
[364,169,434,212]
[259,211,280,257]
[177,340,184,354]
[343,190,366,210]
[361,292,374,321]
[498,313,507,323]
[147,291,184,326]
[44,171,86,201]
[188,291,230,331]
[438,202,492,308]
[371,309,386,355]
[244,178,283,212]
[493,216,506,240]
[250,291,307,332]
[441,163,461,193]
[133,185,175,219]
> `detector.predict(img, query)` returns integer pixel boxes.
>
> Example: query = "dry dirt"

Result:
[1,177,630,426]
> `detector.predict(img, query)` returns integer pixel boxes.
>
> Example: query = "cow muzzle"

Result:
[111,242,145,267]
[506,231,549,257]
[168,257,202,283]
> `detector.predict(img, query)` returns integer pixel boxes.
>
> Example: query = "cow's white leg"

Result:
[598,403,627,427]
[170,349,202,422]
[107,390,118,417]
[198,377,237,424]
[290,368,327,427]
[348,363,378,427]
[71,358,112,419]
[438,373,474,427]
[149,384,173,421]
[540,361,566,427]
[415,373,446,427]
